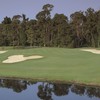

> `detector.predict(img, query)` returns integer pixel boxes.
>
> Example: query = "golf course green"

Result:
[0,47,100,86]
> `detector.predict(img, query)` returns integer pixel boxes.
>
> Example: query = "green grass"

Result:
[0,47,100,85]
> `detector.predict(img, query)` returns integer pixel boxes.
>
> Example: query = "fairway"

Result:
[0,47,100,85]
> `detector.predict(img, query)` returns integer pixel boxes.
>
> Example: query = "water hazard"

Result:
[0,79,99,100]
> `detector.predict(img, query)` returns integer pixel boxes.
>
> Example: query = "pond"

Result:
[0,79,99,100]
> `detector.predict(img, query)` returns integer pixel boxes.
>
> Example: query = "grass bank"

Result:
[0,47,100,86]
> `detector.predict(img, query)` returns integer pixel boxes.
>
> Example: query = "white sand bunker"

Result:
[0,51,7,54]
[2,55,43,63]
[81,49,100,54]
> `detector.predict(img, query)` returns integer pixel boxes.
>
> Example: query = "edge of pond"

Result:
[0,76,100,88]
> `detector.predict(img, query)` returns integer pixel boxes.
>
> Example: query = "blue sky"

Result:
[0,0,100,22]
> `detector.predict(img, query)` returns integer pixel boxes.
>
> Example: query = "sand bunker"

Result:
[81,49,100,54]
[2,55,43,63]
[0,51,7,54]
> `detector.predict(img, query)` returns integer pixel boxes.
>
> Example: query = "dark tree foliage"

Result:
[0,4,100,48]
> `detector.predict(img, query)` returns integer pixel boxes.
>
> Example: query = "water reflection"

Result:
[0,79,36,93]
[71,84,85,96]
[0,79,100,100]
[37,83,52,100]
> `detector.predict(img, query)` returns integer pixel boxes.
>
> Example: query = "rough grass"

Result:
[0,47,100,85]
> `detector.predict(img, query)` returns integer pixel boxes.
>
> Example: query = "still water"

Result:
[0,79,99,100]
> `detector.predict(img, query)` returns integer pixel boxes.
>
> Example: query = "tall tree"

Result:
[26,19,39,46]
[52,14,70,47]
[19,14,28,46]
[70,11,86,47]
[84,8,98,47]
[97,10,100,47]
[36,4,54,46]
[11,16,21,47]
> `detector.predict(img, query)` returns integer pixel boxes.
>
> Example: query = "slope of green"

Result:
[0,47,100,85]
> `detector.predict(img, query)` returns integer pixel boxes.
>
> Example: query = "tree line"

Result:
[0,4,100,48]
